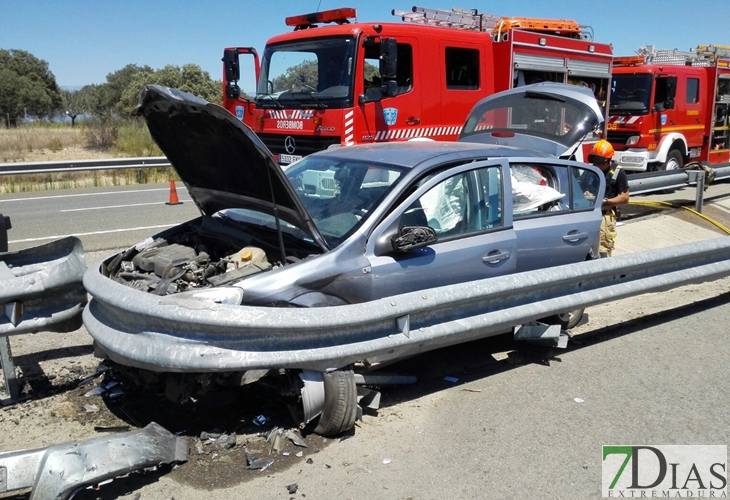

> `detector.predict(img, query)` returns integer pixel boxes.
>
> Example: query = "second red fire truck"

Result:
[222,5,613,165]
[607,44,730,171]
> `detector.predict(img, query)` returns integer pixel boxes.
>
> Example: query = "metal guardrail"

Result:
[1,237,87,405]
[0,157,170,176]
[83,236,730,374]
[1,157,728,201]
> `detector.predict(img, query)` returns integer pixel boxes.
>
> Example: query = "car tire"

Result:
[657,149,683,171]
[544,308,584,330]
[313,369,357,436]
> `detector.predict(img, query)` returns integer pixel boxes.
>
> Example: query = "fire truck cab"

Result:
[608,45,730,172]
[223,6,613,165]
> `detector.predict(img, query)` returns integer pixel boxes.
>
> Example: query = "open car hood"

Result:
[458,83,605,157]
[133,85,328,250]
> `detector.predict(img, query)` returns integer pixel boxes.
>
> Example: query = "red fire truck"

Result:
[607,45,730,171]
[222,6,613,165]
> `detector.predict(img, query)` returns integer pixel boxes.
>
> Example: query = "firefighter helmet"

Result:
[588,139,614,165]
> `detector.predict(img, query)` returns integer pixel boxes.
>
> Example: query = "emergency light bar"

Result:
[613,55,645,66]
[285,8,356,29]
[494,17,582,37]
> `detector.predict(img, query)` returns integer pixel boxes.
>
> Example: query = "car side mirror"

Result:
[391,226,438,252]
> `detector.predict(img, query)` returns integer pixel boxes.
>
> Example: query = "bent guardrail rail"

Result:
[1,237,87,405]
[83,236,730,374]
[0,421,188,499]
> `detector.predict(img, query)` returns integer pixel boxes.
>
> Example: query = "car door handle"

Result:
[482,250,510,265]
[562,231,589,243]
[405,117,420,125]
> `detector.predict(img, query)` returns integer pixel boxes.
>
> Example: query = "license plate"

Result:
[279,154,302,164]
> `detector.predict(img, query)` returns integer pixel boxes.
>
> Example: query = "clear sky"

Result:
[1,0,729,91]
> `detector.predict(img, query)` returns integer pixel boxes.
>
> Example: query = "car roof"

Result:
[311,141,550,169]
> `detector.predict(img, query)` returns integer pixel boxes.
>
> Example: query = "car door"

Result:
[365,159,517,299]
[508,159,604,271]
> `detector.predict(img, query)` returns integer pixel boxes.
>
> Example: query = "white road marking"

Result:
[711,203,730,214]
[9,224,174,244]
[0,186,184,203]
[60,201,187,212]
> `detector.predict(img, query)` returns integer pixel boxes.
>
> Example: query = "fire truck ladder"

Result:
[391,6,501,31]
[393,5,593,40]
[695,44,730,60]
[635,45,724,67]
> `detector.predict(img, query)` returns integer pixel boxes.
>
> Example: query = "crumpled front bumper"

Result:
[0,422,188,499]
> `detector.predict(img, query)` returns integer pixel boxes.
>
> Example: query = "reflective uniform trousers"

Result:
[599,209,617,257]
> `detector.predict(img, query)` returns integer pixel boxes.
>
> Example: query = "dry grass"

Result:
[0,123,171,193]
[0,168,177,194]
[0,126,91,163]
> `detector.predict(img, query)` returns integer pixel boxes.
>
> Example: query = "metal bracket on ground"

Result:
[514,322,569,348]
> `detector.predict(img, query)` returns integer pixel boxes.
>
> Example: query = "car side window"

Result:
[511,165,565,218]
[570,166,600,209]
[403,166,502,238]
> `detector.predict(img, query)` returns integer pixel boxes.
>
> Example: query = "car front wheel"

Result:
[544,308,585,330]
[313,369,358,436]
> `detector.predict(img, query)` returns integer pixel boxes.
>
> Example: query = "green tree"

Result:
[118,64,222,114]
[72,83,120,147]
[103,64,154,113]
[61,89,85,126]
[272,60,318,93]
[0,49,62,126]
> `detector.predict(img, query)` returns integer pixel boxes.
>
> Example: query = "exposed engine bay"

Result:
[104,215,319,295]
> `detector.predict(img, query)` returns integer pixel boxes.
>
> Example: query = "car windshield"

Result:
[460,92,599,147]
[609,74,652,114]
[284,156,406,247]
[256,36,356,109]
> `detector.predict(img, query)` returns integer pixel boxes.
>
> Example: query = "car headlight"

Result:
[174,287,244,305]
[626,135,640,145]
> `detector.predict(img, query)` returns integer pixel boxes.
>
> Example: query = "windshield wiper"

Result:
[292,91,328,109]
[609,105,646,115]
[256,94,285,109]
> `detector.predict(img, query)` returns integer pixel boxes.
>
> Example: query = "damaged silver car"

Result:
[83,84,605,435]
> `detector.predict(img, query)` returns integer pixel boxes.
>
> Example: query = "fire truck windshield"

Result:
[609,75,653,115]
[256,37,356,109]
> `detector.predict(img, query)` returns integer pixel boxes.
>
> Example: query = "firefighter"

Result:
[588,139,629,257]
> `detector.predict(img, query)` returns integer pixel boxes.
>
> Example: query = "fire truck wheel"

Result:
[658,149,683,171]
[313,369,357,436]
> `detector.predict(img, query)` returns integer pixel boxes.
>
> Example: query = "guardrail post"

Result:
[0,213,10,252]
[686,171,705,213]
[0,337,21,405]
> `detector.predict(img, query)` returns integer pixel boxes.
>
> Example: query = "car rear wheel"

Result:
[313,369,358,436]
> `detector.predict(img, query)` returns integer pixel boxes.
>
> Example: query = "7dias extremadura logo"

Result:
[602,445,727,497]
